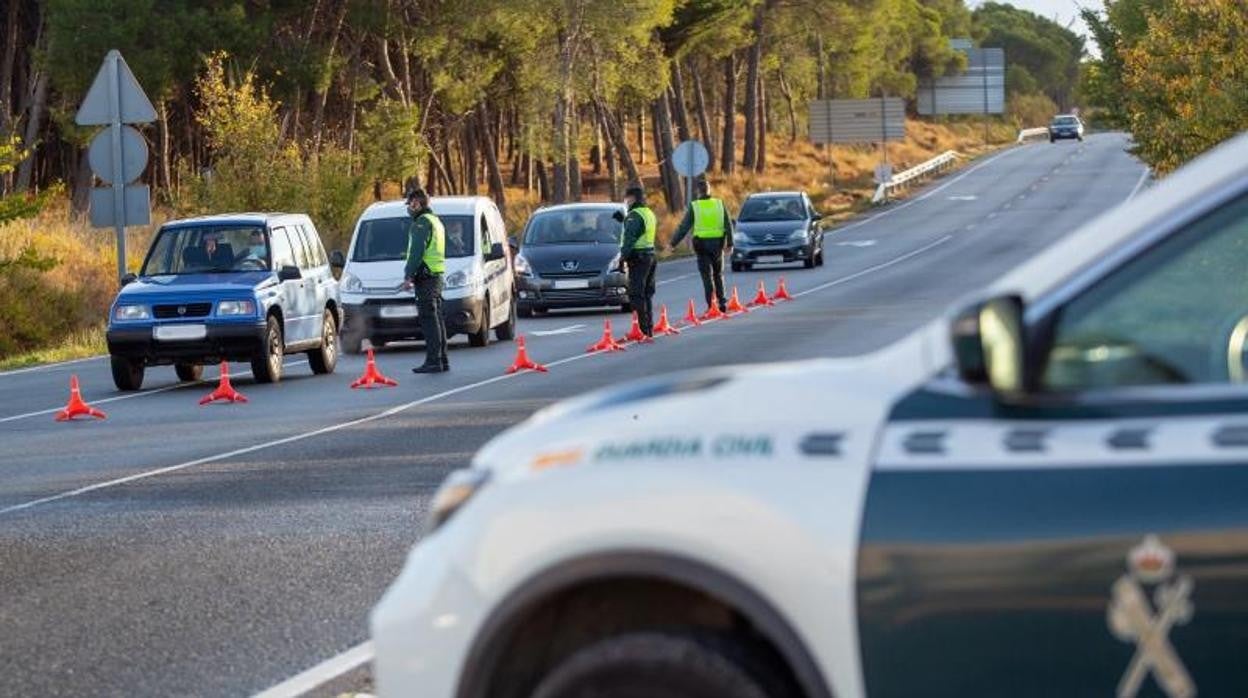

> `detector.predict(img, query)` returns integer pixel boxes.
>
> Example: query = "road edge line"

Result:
[251,641,374,698]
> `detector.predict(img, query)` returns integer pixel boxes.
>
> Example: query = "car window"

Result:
[738,196,805,222]
[140,224,268,275]
[351,215,475,261]
[288,225,312,269]
[523,209,622,245]
[301,224,327,266]
[480,214,491,257]
[270,227,296,270]
[1043,194,1248,390]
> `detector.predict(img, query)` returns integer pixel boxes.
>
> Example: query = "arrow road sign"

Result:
[75,50,157,126]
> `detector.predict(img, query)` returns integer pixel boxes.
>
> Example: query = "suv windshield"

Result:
[352,215,474,262]
[739,196,805,222]
[524,208,622,245]
[142,224,270,275]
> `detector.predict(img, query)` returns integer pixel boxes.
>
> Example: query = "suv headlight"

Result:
[513,253,533,276]
[114,304,150,320]
[789,229,809,242]
[444,268,481,290]
[428,467,492,531]
[217,300,256,316]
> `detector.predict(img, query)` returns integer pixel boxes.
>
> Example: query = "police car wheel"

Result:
[110,356,145,392]
[174,363,203,382]
[532,631,782,698]
[251,316,284,384]
[308,310,339,374]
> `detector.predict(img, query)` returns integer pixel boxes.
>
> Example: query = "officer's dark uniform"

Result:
[670,181,734,312]
[619,187,658,336]
[404,190,449,373]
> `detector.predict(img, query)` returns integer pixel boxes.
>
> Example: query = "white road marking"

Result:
[835,240,877,248]
[657,272,695,286]
[1127,166,1151,201]
[0,355,106,377]
[947,195,977,201]
[252,641,374,698]
[531,324,586,337]
[0,360,308,425]
[793,235,953,298]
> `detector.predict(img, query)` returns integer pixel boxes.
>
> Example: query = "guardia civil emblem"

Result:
[1108,535,1196,698]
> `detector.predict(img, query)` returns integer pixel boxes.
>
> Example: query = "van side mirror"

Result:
[508,240,519,255]
[486,242,506,262]
[812,212,824,220]
[951,294,1031,394]
[120,272,137,286]
[330,250,346,268]
[278,265,302,281]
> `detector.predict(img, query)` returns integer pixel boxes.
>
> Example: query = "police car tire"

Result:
[308,310,339,374]
[174,363,203,382]
[251,316,284,384]
[531,631,784,698]
[110,356,145,392]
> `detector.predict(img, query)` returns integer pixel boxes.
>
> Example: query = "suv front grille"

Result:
[153,302,213,319]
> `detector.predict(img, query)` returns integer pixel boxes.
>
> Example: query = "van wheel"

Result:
[251,315,284,384]
[308,309,339,374]
[532,631,786,698]
[175,363,203,382]
[469,297,491,347]
[111,356,145,392]
[495,298,517,341]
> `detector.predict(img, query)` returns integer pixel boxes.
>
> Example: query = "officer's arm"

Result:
[669,205,694,249]
[619,213,642,255]
[404,218,430,279]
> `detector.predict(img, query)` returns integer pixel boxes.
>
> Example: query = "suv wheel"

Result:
[532,631,786,698]
[110,355,145,392]
[469,297,491,347]
[175,363,203,382]
[251,315,284,384]
[308,309,339,374]
[495,297,517,341]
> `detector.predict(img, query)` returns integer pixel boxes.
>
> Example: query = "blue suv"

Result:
[106,213,343,391]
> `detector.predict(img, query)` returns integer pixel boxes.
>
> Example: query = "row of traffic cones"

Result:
[53,362,248,422]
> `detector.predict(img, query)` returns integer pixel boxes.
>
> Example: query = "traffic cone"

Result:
[505,336,548,374]
[351,348,398,388]
[701,302,725,321]
[620,312,654,344]
[54,375,106,421]
[771,276,794,301]
[587,319,626,353]
[748,280,775,307]
[199,362,248,404]
[726,287,750,314]
[653,305,680,336]
[682,299,702,327]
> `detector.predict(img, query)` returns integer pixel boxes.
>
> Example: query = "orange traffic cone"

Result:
[701,302,726,321]
[771,276,794,301]
[199,362,248,404]
[351,348,398,388]
[683,299,702,327]
[587,319,626,353]
[505,336,548,374]
[653,305,680,336]
[726,287,750,314]
[620,312,654,344]
[748,280,775,307]
[54,375,106,421]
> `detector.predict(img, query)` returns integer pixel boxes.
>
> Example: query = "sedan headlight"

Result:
[114,304,150,320]
[733,233,748,246]
[217,299,256,316]
[513,253,533,276]
[444,268,481,290]
[428,467,492,531]
[789,229,809,242]
[608,253,622,273]
[340,271,364,293]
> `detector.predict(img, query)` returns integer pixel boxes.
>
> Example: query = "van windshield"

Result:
[141,225,270,275]
[352,215,474,262]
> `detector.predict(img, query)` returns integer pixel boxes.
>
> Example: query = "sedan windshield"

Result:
[524,208,622,245]
[142,225,270,275]
[352,215,475,262]
[1053,116,1079,126]
[739,196,805,222]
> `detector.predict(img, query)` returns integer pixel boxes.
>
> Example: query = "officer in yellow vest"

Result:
[669,178,734,313]
[618,185,658,336]
[402,188,449,373]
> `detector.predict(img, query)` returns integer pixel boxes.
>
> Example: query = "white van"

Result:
[338,196,516,352]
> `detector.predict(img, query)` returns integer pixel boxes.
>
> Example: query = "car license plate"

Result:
[380,304,418,319]
[153,324,207,341]
[756,255,784,264]
[554,279,590,290]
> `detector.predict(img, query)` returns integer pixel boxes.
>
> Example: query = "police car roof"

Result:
[164,212,305,227]
[361,196,491,220]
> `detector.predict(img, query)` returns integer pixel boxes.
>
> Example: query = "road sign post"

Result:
[75,50,156,283]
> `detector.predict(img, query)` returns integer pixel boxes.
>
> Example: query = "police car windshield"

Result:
[524,208,622,245]
[142,225,270,275]
[739,196,805,222]
[352,215,474,262]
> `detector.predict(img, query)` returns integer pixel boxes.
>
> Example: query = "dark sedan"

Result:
[513,203,631,316]
[731,191,825,271]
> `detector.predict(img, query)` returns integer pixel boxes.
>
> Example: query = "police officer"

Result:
[402,188,449,374]
[617,185,658,336]
[668,179,733,313]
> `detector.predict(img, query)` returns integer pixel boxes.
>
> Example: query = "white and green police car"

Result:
[371,133,1248,698]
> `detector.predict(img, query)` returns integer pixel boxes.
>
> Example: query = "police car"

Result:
[371,133,1248,698]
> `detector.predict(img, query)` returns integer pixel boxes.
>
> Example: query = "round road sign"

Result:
[672,140,710,178]
[88,125,148,185]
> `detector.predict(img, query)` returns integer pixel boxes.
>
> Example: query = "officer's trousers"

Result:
[693,236,727,311]
[414,273,447,367]
[625,251,657,335]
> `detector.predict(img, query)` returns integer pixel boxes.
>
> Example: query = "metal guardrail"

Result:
[1017,127,1049,143]
[871,150,962,204]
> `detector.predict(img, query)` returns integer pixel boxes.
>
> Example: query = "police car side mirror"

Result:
[278,265,302,281]
[330,250,346,268]
[952,294,1030,394]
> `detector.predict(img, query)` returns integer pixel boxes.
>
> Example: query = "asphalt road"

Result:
[0,134,1148,696]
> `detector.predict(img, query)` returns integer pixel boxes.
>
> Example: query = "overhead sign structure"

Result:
[808,97,906,145]
[917,47,1006,116]
[75,50,157,282]
[671,139,710,210]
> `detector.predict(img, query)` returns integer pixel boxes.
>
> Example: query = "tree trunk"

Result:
[777,70,798,144]
[536,159,549,202]
[720,54,737,174]
[311,0,349,151]
[669,62,692,142]
[463,120,479,194]
[70,151,92,216]
[652,94,682,213]
[756,77,767,173]
[569,106,581,201]
[690,62,716,171]
[742,4,765,170]
[0,0,19,141]
[478,109,506,209]
[15,31,49,192]
[158,101,172,198]
[636,107,645,164]
[594,97,640,187]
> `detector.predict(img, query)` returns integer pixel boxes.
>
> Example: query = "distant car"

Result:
[731,191,825,271]
[338,196,516,352]
[1049,114,1084,142]
[106,213,341,391]
[513,203,631,317]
